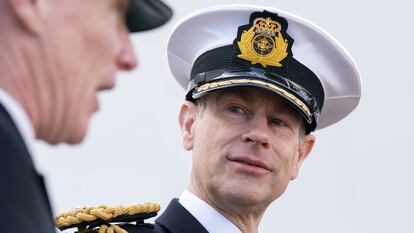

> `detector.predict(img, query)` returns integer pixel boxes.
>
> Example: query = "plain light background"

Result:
[32,0,414,232]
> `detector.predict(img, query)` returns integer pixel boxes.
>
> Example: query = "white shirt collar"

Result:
[0,89,36,158]
[179,190,242,233]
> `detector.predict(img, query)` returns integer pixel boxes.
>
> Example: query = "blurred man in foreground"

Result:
[0,0,172,232]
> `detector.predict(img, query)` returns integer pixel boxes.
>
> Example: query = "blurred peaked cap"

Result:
[167,4,361,132]
[127,0,173,32]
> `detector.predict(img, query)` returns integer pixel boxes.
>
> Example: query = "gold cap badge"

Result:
[236,14,289,68]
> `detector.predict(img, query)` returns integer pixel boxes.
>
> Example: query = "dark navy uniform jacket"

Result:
[0,104,55,233]
[123,199,209,233]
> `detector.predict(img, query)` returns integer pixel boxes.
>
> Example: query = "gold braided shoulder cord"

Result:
[98,225,127,233]
[55,203,160,233]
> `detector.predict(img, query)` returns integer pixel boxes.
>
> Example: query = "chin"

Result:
[65,134,86,145]
[64,118,90,144]
[226,190,270,208]
[219,182,270,205]
[42,131,85,145]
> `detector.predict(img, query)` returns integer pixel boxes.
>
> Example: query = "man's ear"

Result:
[9,0,47,34]
[290,134,315,180]
[178,101,198,151]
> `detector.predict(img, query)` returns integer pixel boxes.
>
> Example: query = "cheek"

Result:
[80,28,118,77]
[267,146,300,198]
[200,121,236,157]
[272,128,300,145]
[282,149,301,181]
[192,117,231,165]
[271,138,300,173]
[65,12,118,65]
[48,2,121,64]
[69,28,118,94]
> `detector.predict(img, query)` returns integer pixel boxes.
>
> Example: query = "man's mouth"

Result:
[229,157,271,172]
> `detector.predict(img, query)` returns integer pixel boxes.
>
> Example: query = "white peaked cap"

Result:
[167,4,361,130]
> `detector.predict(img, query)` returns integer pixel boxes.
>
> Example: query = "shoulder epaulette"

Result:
[54,202,160,233]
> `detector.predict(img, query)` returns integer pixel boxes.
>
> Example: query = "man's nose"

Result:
[117,31,138,71]
[241,116,271,149]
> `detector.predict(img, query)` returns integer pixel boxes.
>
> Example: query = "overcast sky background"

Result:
[32,0,414,232]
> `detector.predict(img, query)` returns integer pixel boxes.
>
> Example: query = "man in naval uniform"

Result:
[120,5,361,233]
[0,0,171,232]
[55,4,361,233]
[132,5,360,233]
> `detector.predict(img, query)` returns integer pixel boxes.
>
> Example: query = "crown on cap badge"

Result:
[237,16,288,68]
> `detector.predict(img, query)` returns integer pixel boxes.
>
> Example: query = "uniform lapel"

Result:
[0,103,55,232]
[36,173,53,216]
[156,199,209,233]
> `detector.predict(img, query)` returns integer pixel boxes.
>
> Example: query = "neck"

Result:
[189,181,267,233]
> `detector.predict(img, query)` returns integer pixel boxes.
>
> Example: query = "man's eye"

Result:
[270,119,287,127]
[227,106,244,114]
[116,0,128,16]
